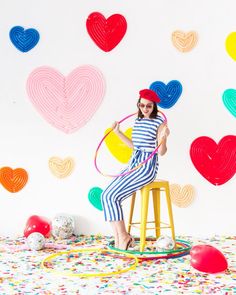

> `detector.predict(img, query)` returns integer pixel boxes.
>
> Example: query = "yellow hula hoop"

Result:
[41,248,138,278]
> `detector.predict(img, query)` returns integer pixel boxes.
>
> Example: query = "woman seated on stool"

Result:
[101,89,170,250]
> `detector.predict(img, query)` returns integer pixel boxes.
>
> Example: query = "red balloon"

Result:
[24,215,51,238]
[190,244,228,274]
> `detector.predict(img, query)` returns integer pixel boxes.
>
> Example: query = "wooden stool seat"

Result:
[127,180,176,252]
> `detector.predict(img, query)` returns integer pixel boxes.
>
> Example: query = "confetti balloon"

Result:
[156,236,175,251]
[27,232,45,250]
[52,214,75,239]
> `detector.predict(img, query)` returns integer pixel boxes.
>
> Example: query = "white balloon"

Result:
[156,235,175,250]
[27,232,45,250]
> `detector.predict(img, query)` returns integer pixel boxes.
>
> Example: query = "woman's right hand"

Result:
[112,121,120,134]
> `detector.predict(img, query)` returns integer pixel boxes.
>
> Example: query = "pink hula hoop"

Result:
[94,111,167,177]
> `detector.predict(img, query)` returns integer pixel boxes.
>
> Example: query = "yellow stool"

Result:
[127,180,176,252]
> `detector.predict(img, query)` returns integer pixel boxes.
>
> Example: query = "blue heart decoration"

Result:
[150,80,183,109]
[9,26,40,52]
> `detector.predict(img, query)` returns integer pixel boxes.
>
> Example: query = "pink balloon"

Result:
[24,215,51,238]
[190,244,228,274]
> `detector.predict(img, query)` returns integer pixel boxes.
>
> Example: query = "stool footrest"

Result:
[128,221,156,225]
[129,221,170,226]
[129,223,172,231]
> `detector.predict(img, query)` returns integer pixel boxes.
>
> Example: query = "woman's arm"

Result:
[157,123,170,156]
[112,121,133,149]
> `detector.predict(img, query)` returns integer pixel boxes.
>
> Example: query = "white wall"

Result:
[0,0,235,237]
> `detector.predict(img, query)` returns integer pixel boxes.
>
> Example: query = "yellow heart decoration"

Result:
[225,32,236,61]
[104,128,132,163]
[172,31,198,52]
[169,184,195,208]
[48,157,75,178]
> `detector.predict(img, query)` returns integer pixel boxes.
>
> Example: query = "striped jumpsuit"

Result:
[101,115,164,221]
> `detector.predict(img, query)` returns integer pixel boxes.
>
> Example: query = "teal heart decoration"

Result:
[222,89,236,118]
[88,187,103,211]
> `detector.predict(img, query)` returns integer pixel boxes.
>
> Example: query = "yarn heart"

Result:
[48,157,75,178]
[150,80,182,109]
[225,32,236,61]
[26,65,105,133]
[104,127,132,163]
[0,167,28,193]
[172,31,198,52]
[169,184,195,208]
[190,135,236,185]
[86,12,127,52]
[88,187,103,211]
[222,89,236,118]
[9,26,40,52]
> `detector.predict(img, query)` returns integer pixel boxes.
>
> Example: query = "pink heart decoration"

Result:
[190,244,228,274]
[27,65,106,133]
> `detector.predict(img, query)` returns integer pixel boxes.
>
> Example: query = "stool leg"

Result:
[152,188,160,239]
[140,188,149,252]
[165,183,176,242]
[127,193,136,234]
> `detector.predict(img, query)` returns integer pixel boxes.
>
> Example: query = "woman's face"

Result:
[138,98,154,118]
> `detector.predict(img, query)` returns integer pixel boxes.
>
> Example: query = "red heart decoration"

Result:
[190,135,236,185]
[86,12,127,52]
[24,215,51,238]
[190,244,228,273]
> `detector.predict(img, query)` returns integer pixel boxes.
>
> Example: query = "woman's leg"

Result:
[102,154,158,249]
[110,221,119,248]
[110,220,131,250]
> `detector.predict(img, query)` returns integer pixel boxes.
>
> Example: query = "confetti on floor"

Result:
[0,235,235,294]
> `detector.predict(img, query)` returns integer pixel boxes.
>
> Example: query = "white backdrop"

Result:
[0,0,235,237]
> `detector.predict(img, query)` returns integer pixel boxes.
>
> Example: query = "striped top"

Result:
[132,116,164,150]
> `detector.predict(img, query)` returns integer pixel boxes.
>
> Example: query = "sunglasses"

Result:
[138,103,154,109]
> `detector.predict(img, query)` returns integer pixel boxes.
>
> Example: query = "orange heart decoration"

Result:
[0,167,28,193]
[104,128,132,163]
[170,184,195,208]
[172,31,198,52]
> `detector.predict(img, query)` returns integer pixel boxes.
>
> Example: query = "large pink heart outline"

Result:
[26,65,106,133]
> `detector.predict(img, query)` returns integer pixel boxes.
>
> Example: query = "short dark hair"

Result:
[137,98,158,119]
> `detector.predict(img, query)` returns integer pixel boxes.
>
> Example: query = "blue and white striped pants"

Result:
[101,149,159,221]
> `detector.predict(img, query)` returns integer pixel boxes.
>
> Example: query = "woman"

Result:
[101,89,170,250]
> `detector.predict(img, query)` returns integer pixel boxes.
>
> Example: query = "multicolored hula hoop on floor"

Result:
[108,238,191,261]
[94,111,167,177]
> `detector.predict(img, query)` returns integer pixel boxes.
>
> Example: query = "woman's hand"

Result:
[111,121,120,134]
[159,124,170,141]
[158,123,169,156]
[111,121,133,148]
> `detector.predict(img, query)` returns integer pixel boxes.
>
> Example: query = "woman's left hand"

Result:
[159,124,170,140]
